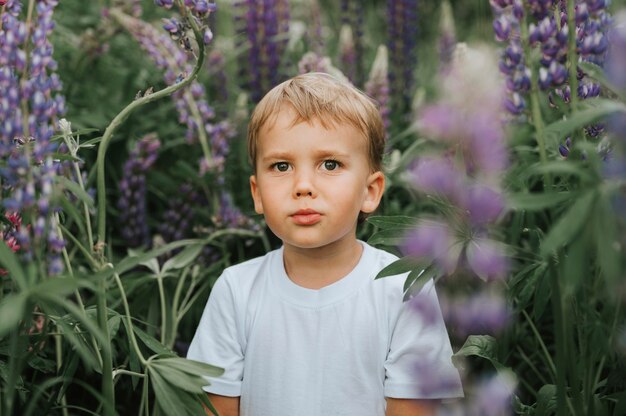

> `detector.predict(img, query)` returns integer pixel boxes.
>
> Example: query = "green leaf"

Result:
[57,176,94,208]
[115,239,204,275]
[366,215,417,230]
[533,268,552,320]
[0,294,27,338]
[544,99,626,143]
[526,161,592,181]
[149,369,205,416]
[507,191,576,211]
[161,244,204,274]
[540,191,596,257]
[29,277,90,298]
[150,361,208,394]
[156,357,224,378]
[562,231,589,295]
[133,326,173,355]
[535,384,557,416]
[403,265,440,302]
[367,229,407,247]
[453,335,506,372]
[0,238,27,290]
[375,256,427,279]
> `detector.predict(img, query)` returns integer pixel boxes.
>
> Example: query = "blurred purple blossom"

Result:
[466,238,509,281]
[467,371,517,416]
[441,290,511,337]
[408,156,463,201]
[438,1,457,73]
[606,11,626,92]
[402,220,460,275]
[463,185,505,225]
[117,134,161,248]
[339,25,357,83]
[365,45,391,136]
[413,359,464,398]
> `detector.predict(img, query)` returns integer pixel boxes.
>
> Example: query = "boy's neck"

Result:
[282,237,363,290]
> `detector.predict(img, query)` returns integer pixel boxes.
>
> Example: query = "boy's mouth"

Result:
[291,209,321,225]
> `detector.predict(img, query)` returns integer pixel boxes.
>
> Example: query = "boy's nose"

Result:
[293,171,316,198]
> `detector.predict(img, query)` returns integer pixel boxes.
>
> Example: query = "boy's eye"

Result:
[272,162,290,172]
[323,160,340,171]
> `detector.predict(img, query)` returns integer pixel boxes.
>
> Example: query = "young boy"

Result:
[187,73,462,416]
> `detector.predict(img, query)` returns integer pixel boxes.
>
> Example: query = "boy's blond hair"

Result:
[247,72,386,173]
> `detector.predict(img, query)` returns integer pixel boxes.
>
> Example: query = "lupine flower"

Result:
[158,183,199,244]
[199,120,237,183]
[233,0,290,102]
[213,192,261,232]
[402,220,460,275]
[338,25,357,84]
[154,0,216,46]
[117,134,161,248]
[0,0,66,275]
[467,371,517,416]
[387,0,419,112]
[365,45,391,136]
[340,0,365,85]
[440,290,511,337]
[492,0,612,119]
[438,1,457,73]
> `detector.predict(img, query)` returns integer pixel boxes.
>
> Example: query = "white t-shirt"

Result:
[187,241,463,416]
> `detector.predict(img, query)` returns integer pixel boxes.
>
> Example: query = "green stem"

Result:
[56,220,104,368]
[521,309,557,379]
[157,272,167,345]
[112,369,146,379]
[520,10,548,166]
[566,0,580,119]
[55,333,69,416]
[96,279,115,416]
[112,270,147,365]
[96,8,207,253]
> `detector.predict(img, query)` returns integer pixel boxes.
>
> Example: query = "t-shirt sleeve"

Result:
[384,279,464,399]
[186,270,244,396]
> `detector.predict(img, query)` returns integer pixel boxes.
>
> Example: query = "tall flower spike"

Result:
[234,0,290,102]
[338,25,357,84]
[387,0,419,113]
[365,45,391,136]
[340,0,365,85]
[0,0,66,275]
[117,134,161,248]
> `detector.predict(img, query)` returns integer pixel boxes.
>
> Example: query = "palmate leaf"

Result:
[149,367,207,416]
[375,256,428,279]
[115,239,205,275]
[366,215,418,230]
[535,384,557,416]
[367,229,407,247]
[403,264,441,302]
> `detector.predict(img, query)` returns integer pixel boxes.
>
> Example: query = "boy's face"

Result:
[250,107,384,251]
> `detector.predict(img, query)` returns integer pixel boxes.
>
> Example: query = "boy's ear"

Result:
[249,175,264,214]
[361,171,385,214]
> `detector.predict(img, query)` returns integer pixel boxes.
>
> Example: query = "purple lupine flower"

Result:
[0,0,66,275]
[606,11,626,92]
[408,46,509,285]
[438,1,457,73]
[402,220,460,275]
[441,290,511,337]
[338,25,357,84]
[413,359,463,398]
[468,371,517,416]
[213,192,261,231]
[365,45,391,136]
[492,0,611,120]
[387,0,419,112]
[466,238,509,281]
[340,0,365,85]
[234,0,290,102]
[408,156,464,201]
[117,134,161,248]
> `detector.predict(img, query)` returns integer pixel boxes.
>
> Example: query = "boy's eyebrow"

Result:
[261,149,352,161]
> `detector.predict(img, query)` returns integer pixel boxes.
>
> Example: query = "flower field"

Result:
[1,0,626,415]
